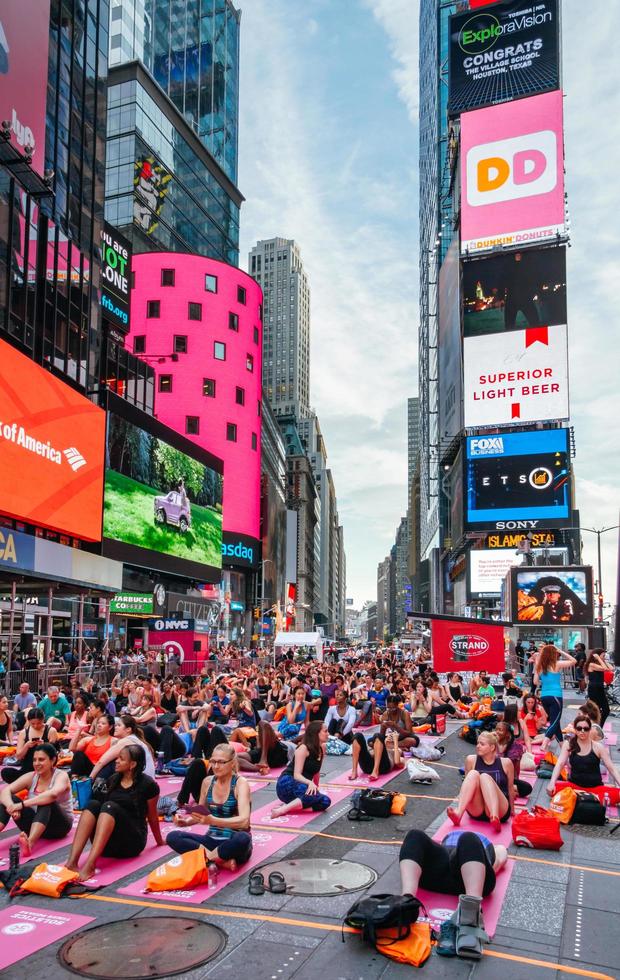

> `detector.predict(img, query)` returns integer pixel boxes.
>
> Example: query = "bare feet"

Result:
[76,863,97,883]
[368,774,378,782]
[19,832,32,857]
[348,773,358,781]
[216,858,237,872]
[64,861,79,874]
[489,815,501,833]
[447,807,461,827]
[270,805,285,819]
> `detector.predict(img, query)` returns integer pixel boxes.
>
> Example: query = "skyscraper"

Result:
[407,396,420,496]
[249,238,310,418]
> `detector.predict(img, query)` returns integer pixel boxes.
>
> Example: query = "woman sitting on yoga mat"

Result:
[0,743,73,856]
[546,715,620,800]
[379,695,420,751]
[349,730,403,782]
[89,715,156,780]
[271,721,331,818]
[65,743,164,881]
[69,713,116,777]
[399,829,508,960]
[1,709,57,784]
[495,720,531,798]
[448,731,515,832]
[169,742,252,871]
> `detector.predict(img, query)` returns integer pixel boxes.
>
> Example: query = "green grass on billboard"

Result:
[104,469,222,569]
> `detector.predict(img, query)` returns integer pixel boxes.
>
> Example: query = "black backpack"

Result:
[359,789,394,818]
[343,893,425,946]
[570,791,607,826]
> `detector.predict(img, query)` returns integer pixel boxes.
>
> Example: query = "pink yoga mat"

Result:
[118,828,292,904]
[0,812,80,866]
[251,785,353,829]
[0,905,95,970]
[417,858,513,938]
[433,814,515,847]
[342,765,406,788]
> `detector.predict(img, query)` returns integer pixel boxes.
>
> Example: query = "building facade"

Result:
[260,398,287,617]
[407,396,420,497]
[249,238,310,418]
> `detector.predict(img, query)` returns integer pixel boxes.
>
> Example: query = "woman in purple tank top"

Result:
[447,732,515,833]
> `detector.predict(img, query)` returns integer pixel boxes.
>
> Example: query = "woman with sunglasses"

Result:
[169,742,252,871]
[546,715,620,803]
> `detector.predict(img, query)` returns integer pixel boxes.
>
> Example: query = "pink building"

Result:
[126,252,263,552]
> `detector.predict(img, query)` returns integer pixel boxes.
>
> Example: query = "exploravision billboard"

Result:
[0,339,105,540]
[449,0,560,116]
[460,90,565,255]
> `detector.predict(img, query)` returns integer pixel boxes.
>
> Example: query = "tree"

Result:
[153,441,204,498]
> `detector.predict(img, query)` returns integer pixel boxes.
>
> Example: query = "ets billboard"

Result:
[465,428,571,531]
[460,90,565,255]
[449,0,560,116]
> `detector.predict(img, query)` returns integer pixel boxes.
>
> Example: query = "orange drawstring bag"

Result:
[20,864,79,898]
[390,793,407,816]
[549,787,577,824]
[375,922,433,967]
[146,847,209,892]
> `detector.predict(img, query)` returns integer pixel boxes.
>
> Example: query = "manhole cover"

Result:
[59,917,226,979]
[256,858,377,896]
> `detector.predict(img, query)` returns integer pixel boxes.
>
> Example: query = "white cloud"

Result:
[365,0,420,123]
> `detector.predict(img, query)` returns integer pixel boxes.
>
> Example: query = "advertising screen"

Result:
[103,395,223,581]
[512,566,594,626]
[469,548,523,597]
[0,1,50,177]
[100,223,131,333]
[438,237,463,444]
[463,247,566,337]
[463,323,568,427]
[431,617,506,673]
[449,0,560,115]
[460,91,565,255]
[0,338,105,540]
[465,428,571,531]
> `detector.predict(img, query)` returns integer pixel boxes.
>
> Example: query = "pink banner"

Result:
[461,90,565,255]
[0,1,50,177]
[0,905,94,970]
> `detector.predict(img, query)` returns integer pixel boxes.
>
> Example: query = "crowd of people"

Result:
[0,641,617,958]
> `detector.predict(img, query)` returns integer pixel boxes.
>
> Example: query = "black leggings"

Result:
[191,724,229,760]
[177,759,208,806]
[1,765,30,785]
[430,703,457,717]
[327,718,354,744]
[400,829,496,897]
[353,733,392,775]
[588,689,610,726]
[0,794,72,840]
[143,724,187,762]
[83,799,146,858]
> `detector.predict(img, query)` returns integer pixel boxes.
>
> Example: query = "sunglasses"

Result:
[574,725,591,733]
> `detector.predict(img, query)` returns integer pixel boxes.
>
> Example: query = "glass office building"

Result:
[108,0,240,184]
[105,63,241,264]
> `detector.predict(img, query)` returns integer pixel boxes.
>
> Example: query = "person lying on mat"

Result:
[447,732,515,832]
[399,829,508,959]
[169,743,252,872]
[349,730,403,782]
[271,721,331,818]
[229,720,289,774]
[546,715,620,798]
[0,743,73,856]
[65,744,163,881]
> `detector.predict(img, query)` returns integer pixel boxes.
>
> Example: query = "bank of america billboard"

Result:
[463,323,569,427]
[460,90,565,255]
[465,428,571,531]
[449,0,560,116]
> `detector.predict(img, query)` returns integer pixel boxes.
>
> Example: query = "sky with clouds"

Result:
[237,0,619,615]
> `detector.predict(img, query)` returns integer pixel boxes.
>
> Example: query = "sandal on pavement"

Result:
[248,871,265,895]
[455,894,488,960]
[436,916,457,957]
[268,871,287,894]
[347,807,373,822]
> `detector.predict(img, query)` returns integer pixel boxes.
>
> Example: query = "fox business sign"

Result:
[460,90,565,255]
[465,428,571,532]
[449,0,559,115]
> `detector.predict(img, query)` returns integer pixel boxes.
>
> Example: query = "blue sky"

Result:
[237,0,619,613]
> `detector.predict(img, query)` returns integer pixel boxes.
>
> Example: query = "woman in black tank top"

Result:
[547,716,620,797]
[447,731,514,832]
[272,721,331,818]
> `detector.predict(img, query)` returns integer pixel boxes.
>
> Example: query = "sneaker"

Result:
[436,918,457,957]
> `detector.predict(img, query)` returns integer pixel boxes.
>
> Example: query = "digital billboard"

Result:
[463,247,566,337]
[469,548,523,598]
[449,0,560,116]
[431,617,506,673]
[100,223,131,333]
[511,566,594,626]
[460,90,565,255]
[465,428,571,531]
[0,338,105,541]
[463,323,568,427]
[103,395,223,582]
[0,1,50,177]
[438,237,463,444]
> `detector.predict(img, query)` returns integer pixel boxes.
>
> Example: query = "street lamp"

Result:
[581,525,620,622]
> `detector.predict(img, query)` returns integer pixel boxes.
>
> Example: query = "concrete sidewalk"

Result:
[1,708,619,980]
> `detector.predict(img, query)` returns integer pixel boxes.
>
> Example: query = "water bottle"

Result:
[208,862,218,888]
[9,843,20,872]
[156,751,165,775]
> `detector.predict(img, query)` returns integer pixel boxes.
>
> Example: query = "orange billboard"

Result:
[0,339,105,540]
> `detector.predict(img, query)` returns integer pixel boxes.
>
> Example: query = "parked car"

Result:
[154,491,191,532]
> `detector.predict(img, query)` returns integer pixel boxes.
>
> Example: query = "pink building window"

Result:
[246,353,254,372]
[227,422,237,442]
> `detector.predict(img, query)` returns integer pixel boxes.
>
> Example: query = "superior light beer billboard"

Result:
[511,566,594,626]
[0,339,105,541]
[449,0,560,115]
[460,90,565,255]
[0,1,51,177]
[463,247,566,337]
[463,323,569,426]
[465,428,571,531]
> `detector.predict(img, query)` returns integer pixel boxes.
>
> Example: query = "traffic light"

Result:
[254,606,261,619]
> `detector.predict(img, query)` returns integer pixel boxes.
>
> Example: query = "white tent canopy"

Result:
[274,631,324,662]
